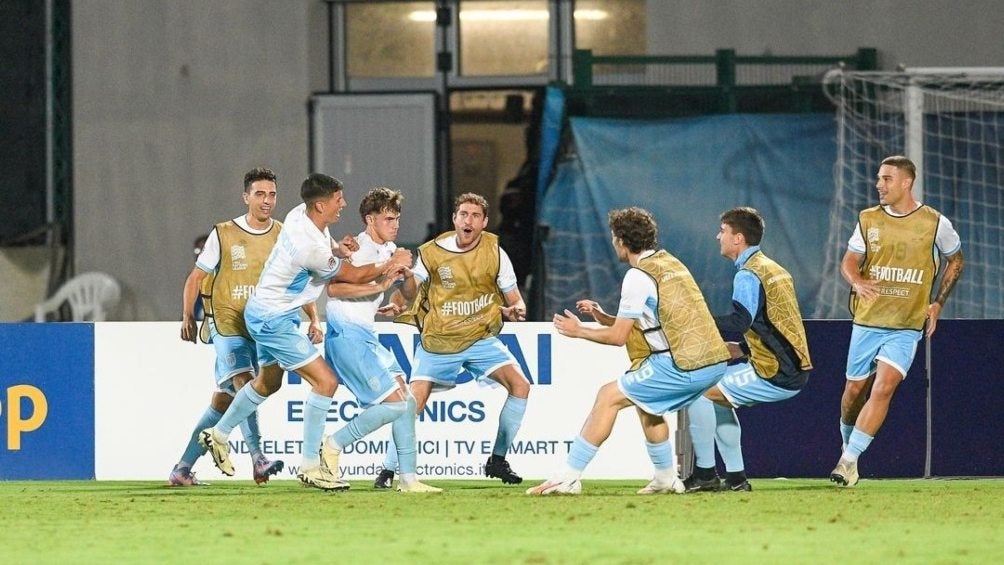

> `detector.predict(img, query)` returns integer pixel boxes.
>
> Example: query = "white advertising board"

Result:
[94,322,679,482]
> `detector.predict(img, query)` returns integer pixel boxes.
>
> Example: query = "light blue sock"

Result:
[840,421,855,451]
[179,407,223,467]
[390,396,417,474]
[688,396,717,468]
[567,435,599,472]
[645,439,673,471]
[239,410,263,461]
[844,428,874,462]
[714,404,744,472]
[302,391,333,467]
[216,385,266,436]
[334,402,406,448]
[492,395,528,457]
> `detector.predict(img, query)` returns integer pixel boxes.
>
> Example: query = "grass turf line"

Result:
[1,479,1002,563]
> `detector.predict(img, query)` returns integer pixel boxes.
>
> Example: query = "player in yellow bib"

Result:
[830,156,964,487]
[172,167,314,486]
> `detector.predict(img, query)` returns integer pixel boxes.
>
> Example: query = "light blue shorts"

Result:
[208,321,258,393]
[411,336,522,392]
[245,305,321,371]
[715,362,799,407]
[846,324,921,380]
[324,319,404,406]
[617,354,727,416]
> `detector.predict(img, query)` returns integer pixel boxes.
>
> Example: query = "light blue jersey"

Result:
[325,231,404,405]
[246,204,342,369]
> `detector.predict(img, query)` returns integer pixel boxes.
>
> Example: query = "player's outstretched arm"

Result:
[554,309,633,346]
[576,299,615,326]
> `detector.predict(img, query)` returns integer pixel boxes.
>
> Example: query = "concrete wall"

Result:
[3,0,994,321]
[70,0,326,320]
[647,1,1004,68]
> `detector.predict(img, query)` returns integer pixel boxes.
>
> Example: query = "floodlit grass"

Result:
[1,478,1001,563]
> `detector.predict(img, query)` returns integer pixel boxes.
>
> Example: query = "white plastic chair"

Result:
[34,272,122,322]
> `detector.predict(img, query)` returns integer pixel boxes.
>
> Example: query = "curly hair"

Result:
[359,186,403,222]
[608,207,658,253]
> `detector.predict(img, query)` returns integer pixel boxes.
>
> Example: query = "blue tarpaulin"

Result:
[539,114,837,317]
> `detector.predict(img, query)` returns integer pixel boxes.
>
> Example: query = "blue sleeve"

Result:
[732,270,761,320]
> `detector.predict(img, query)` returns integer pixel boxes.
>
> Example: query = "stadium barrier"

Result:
[1,320,999,481]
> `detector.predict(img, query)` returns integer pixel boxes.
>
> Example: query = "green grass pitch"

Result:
[2,478,1002,563]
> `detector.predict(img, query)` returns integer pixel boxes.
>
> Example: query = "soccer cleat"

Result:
[168,465,208,487]
[636,477,685,495]
[199,428,235,476]
[374,469,395,490]
[485,456,523,484]
[525,477,582,496]
[397,481,443,493]
[722,478,752,492]
[830,457,860,487]
[682,474,722,493]
[252,456,284,485]
[320,437,341,476]
[297,465,350,492]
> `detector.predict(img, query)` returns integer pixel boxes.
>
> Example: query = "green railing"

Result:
[570,48,877,115]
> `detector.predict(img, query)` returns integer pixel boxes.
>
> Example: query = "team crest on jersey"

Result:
[230,244,248,271]
[438,265,456,289]
[867,227,881,253]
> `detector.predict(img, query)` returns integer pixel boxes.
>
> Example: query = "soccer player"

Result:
[683,207,812,493]
[171,167,294,486]
[200,173,410,491]
[527,207,731,496]
[381,192,530,486]
[320,187,439,493]
[831,155,963,487]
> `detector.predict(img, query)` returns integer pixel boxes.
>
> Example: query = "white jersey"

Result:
[247,203,342,318]
[847,205,961,256]
[326,231,397,331]
[412,234,519,293]
[195,215,274,273]
[616,250,670,353]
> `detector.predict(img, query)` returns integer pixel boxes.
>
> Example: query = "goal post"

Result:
[815,68,1004,321]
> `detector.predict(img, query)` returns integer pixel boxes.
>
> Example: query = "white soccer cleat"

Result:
[397,480,443,493]
[320,436,342,476]
[637,477,685,495]
[198,428,234,476]
[297,464,350,492]
[830,457,860,488]
[525,477,582,496]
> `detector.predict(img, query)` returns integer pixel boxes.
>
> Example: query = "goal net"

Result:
[815,69,1004,319]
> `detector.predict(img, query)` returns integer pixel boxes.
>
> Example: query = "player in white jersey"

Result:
[321,187,439,493]
[200,174,411,491]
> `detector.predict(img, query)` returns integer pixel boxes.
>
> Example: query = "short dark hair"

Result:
[359,187,403,222]
[720,207,764,245]
[243,167,276,192]
[608,207,658,253]
[454,193,489,216]
[881,155,917,180]
[300,173,343,206]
